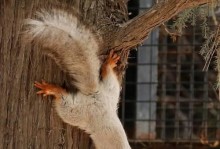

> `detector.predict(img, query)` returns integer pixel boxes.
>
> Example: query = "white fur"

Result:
[55,66,131,149]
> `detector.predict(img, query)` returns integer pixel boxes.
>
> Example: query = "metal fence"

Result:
[119,0,220,148]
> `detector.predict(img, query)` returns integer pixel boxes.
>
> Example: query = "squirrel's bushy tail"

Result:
[23,9,100,94]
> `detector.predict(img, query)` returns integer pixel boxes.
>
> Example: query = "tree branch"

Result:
[113,0,216,51]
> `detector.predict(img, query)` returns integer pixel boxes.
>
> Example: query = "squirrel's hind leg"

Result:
[34,81,86,128]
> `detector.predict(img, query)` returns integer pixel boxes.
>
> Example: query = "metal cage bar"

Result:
[120,0,220,148]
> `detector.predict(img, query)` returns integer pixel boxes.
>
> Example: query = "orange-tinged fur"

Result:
[35,50,120,100]
[101,50,120,79]
[34,81,67,100]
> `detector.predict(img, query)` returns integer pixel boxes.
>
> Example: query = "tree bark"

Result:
[0,0,215,148]
[0,0,120,148]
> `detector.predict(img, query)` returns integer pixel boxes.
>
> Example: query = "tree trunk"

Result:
[0,0,124,148]
[0,0,214,148]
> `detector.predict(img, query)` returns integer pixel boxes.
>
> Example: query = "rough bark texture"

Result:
[0,0,126,148]
[0,0,214,148]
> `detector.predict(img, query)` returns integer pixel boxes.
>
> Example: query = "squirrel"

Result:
[23,9,131,149]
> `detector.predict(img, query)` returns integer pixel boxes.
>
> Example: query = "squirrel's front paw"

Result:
[34,81,66,99]
[106,50,120,69]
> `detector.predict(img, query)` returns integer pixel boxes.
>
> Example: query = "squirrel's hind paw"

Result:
[101,50,120,79]
[106,50,120,69]
[34,81,67,99]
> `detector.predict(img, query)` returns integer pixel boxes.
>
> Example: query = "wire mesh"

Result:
[119,0,220,147]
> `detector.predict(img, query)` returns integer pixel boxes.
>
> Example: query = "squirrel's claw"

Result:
[34,81,54,97]
[34,81,66,99]
[106,50,120,69]
[101,50,120,79]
